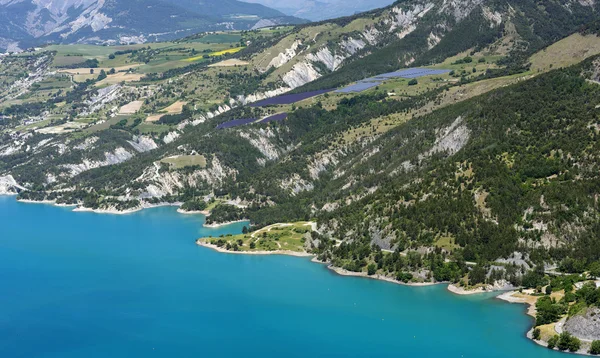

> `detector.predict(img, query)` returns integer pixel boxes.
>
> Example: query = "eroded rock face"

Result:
[564,307,600,341]
[268,40,303,69]
[426,116,470,157]
[127,136,158,153]
[239,128,281,162]
[282,62,320,89]
[61,147,133,177]
[0,174,22,194]
[139,157,236,198]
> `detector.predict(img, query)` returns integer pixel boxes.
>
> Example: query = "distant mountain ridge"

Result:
[242,0,396,21]
[0,0,305,52]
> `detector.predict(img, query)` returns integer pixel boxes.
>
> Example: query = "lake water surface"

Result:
[0,196,566,357]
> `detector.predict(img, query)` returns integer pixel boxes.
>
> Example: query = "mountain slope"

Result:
[0,0,305,51]
[2,0,600,284]
[243,0,396,21]
[222,0,600,98]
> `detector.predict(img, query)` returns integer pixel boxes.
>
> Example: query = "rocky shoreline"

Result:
[496,290,595,356]
[195,240,598,356]
[13,197,191,215]
[320,259,439,287]
[177,208,209,215]
[197,240,312,257]
[202,219,248,228]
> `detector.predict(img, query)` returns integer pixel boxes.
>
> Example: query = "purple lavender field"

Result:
[336,67,451,93]
[250,89,335,107]
[260,113,288,123]
[216,118,257,129]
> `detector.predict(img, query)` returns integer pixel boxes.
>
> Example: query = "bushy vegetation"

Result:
[205,204,245,225]
[180,200,207,212]
[590,340,600,355]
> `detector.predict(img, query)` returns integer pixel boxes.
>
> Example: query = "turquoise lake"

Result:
[0,196,567,357]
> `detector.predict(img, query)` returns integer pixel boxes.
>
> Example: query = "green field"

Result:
[160,154,207,169]
[200,222,313,253]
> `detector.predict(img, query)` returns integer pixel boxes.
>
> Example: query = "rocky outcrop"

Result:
[61,147,133,177]
[163,131,180,144]
[307,47,345,72]
[280,174,314,195]
[239,128,281,162]
[139,157,236,198]
[0,175,26,194]
[425,116,470,157]
[386,3,435,34]
[83,84,121,115]
[235,87,291,106]
[267,40,302,69]
[5,54,52,100]
[127,136,158,153]
[308,151,339,180]
[564,307,600,341]
[74,136,99,150]
[282,62,320,89]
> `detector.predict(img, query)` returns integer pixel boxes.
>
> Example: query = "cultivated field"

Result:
[160,155,207,169]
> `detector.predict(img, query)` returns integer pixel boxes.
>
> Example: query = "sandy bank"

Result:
[177,208,209,215]
[447,284,490,295]
[12,198,209,216]
[72,206,142,215]
[496,290,538,317]
[203,219,248,228]
[17,199,57,204]
[321,261,438,287]
[197,241,313,257]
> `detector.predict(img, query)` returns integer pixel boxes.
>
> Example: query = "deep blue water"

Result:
[0,196,565,357]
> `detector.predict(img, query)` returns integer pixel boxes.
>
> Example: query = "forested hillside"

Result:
[1,0,600,288]
[0,0,304,51]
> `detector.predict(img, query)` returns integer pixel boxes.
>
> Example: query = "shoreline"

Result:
[6,196,595,356]
[322,261,439,287]
[197,240,440,287]
[177,208,209,215]
[196,238,595,356]
[197,240,313,257]
[13,198,211,216]
[72,206,143,215]
[447,284,489,295]
[496,290,594,356]
[202,219,248,228]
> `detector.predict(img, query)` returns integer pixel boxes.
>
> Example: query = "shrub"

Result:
[590,340,600,355]
[532,328,541,340]
[367,263,377,275]
[557,332,580,352]
[547,335,558,349]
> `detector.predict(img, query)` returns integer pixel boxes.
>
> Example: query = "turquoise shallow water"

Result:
[0,196,566,358]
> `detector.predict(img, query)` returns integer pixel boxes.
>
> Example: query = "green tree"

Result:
[532,328,541,340]
[589,262,600,279]
[590,340,600,355]
[557,332,580,352]
[547,335,558,349]
[469,264,486,285]
[367,263,377,276]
